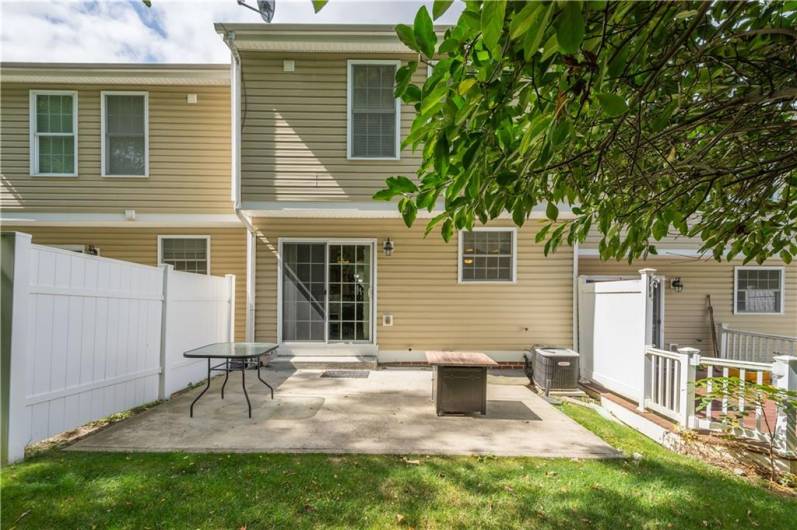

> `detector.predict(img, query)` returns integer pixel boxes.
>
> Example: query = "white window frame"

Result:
[101,90,149,178]
[733,266,785,315]
[346,59,402,161]
[457,227,518,284]
[29,90,79,177]
[157,235,211,276]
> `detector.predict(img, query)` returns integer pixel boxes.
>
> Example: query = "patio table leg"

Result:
[257,361,274,399]
[241,363,251,418]
[220,359,230,399]
[190,358,212,418]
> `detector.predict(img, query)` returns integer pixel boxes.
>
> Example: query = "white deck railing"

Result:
[642,348,695,426]
[698,357,774,440]
[640,346,796,456]
[719,323,797,363]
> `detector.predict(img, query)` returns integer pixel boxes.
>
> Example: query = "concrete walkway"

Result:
[69,369,619,458]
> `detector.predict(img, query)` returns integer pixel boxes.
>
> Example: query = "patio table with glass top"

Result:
[183,342,278,418]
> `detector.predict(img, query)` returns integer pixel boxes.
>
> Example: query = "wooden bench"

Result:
[426,351,498,415]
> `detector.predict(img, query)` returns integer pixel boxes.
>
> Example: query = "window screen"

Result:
[350,63,397,158]
[104,94,146,175]
[33,93,76,174]
[461,231,514,282]
[736,268,783,313]
[161,238,208,275]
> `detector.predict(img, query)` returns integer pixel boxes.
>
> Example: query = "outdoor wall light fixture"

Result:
[670,277,684,293]
[382,237,394,256]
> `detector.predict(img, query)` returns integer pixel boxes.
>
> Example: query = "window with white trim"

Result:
[735,267,784,314]
[30,91,78,176]
[102,92,148,176]
[159,237,209,275]
[459,230,516,282]
[347,60,400,159]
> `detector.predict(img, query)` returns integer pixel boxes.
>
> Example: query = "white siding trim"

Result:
[733,266,785,316]
[457,227,518,284]
[346,59,402,161]
[157,235,211,276]
[100,90,149,178]
[29,89,79,177]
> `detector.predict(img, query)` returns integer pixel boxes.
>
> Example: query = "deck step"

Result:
[267,355,378,370]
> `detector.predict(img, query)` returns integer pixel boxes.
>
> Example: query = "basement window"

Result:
[159,236,210,275]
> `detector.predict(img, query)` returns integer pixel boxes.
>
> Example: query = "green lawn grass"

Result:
[2,402,795,529]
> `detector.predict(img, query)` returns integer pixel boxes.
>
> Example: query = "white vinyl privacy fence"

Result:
[1,232,235,463]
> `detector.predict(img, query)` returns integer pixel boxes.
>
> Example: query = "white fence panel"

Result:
[578,275,649,402]
[2,232,235,463]
[23,242,163,450]
[161,268,235,398]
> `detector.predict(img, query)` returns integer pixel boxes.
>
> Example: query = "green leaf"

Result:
[596,93,628,117]
[481,0,507,56]
[522,2,553,61]
[312,0,328,13]
[546,202,559,221]
[432,0,453,20]
[458,78,477,95]
[395,24,419,52]
[441,218,454,242]
[556,2,584,55]
[386,176,418,194]
[414,6,437,58]
[373,189,396,201]
[780,250,793,264]
[401,199,418,227]
[652,219,668,240]
[509,2,541,40]
[394,62,418,98]
[535,224,551,243]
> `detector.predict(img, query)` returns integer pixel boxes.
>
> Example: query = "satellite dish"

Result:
[237,0,275,23]
[256,0,276,22]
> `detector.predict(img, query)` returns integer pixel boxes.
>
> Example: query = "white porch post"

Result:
[677,347,700,428]
[637,268,656,411]
[773,355,797,456]
[225,274,236,342]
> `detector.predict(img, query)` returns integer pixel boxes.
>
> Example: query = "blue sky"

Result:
[1,0,463,63]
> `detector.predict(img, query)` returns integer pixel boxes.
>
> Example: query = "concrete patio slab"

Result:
[69,369,619,458]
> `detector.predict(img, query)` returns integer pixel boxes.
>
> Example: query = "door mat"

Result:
[321,370,370,379]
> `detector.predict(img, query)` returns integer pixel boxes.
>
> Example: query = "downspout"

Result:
[573,241,579,353]
[225,30,257,342]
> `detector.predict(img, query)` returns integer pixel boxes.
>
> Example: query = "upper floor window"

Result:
[102,91,148,177]
[347,60,401,160]
[158,236,210,275]
[29,90,78,176]
[734,267,784,314]
[458,229,517,283]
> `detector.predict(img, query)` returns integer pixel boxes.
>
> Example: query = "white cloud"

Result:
[0,0,463,64]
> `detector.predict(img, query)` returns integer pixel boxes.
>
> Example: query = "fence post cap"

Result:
[677,346,700,355]
[773,355,797,364]
[638,268,657,274]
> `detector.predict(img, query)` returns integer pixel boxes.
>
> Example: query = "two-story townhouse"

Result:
[217,24,577,364]
[0,63,248,340]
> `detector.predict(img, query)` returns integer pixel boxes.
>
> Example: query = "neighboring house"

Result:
[216,24,576,362]
[0,63,248,340]
[578,233,796,355]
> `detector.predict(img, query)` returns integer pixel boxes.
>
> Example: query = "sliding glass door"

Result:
[281,241,373,344]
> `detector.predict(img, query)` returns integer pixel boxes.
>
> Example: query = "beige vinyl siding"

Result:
[0,83,231,212]
[253,218,574,354]
[10,226,246,340]
[239,52,425,202]
[579,258,796,353]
